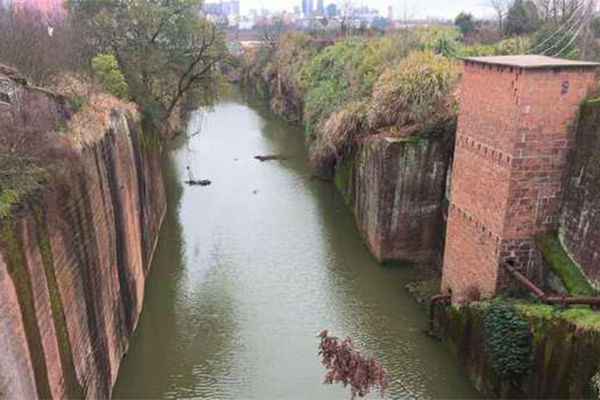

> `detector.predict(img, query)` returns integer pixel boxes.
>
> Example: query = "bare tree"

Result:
[68,0,228,132]
[339,0,355,36]
[0,5,70,85]
[261,17,287,51]
[535,0,586,22]
[488,0,514,33]
[318,331,390,399]
[399,1,419,28]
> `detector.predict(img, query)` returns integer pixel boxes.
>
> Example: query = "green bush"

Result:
[369,51,460,133]
[419,26,461,58]
[484,301,532,380]
[496,36,532,55]
[0,163,47,219]
[91,54,130,99]
[458,44,500,57]
[299,38,384,129]
[457,36,531,57]
[531,24,579,59]
[304,81,342,131]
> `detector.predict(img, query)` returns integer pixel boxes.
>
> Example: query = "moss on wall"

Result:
[560,97,600,286]
[0,221,53,399]
[333,155,354,207]
[33,205,84,399]
[538,235,596,296]
[406,279,440,304]
[574,98,600,187]
[435,299,600,399]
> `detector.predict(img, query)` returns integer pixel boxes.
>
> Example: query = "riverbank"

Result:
[0,66,166,399]
[112,87,480,399]
[241,35,457,268]
[429,299,600,399]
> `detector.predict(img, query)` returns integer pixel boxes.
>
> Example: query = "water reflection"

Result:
[112,88,479,400]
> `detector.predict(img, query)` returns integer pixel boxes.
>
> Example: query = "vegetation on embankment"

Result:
[559,96,600,288]
[0,0,228,139]
[241,28,461,177]
[432,298,600,399]
[0,0,229,219]
[0,68,140,221]
[240,25,544,178]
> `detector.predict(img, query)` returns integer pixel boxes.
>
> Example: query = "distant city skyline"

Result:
[238,0,495,19]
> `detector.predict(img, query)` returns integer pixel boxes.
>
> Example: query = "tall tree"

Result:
[67,0,227,132]
[505,0,541,35]
[455,12,477,35]
[535,0,584,22]
[488,0,513,34]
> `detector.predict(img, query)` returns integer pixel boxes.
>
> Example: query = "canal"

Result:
[112,88,479,399]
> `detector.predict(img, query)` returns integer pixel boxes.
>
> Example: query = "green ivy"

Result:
[484,301,532,380]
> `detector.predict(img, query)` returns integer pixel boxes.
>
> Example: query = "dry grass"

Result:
[48,73,92,101]
[50,74,139,150]
[65,92,138,150]
[0,73,138,219]
[368,51,459,133]
[310,100,369,174]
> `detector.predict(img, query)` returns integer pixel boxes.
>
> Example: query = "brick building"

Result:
[441,55,599,303]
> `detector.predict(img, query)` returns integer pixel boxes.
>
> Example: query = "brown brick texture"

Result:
[442,61,597,303]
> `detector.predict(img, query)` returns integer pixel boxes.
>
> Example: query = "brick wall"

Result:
[442,58,597,303]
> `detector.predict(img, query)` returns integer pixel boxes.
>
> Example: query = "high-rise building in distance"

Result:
[204,1,241,18]
[317,0,324,15]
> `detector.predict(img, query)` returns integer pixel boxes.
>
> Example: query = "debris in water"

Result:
[185,166,211,186]
[254,155,288,162]
[185,179,212,187]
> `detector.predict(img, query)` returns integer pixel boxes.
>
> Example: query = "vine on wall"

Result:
[483,301,533,380]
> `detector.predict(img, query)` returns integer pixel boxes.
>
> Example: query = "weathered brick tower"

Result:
[442,55,598,303]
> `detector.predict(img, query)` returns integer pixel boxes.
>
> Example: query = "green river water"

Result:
[112,88,480,400]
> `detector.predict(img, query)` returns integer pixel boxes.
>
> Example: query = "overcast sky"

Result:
[240,0,495,20]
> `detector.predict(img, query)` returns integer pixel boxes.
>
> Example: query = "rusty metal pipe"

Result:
[502,261,600,307]
[503,262,547,299]
[544,296,600,306]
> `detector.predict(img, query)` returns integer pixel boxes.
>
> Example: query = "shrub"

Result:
[300,38,384,129]
[91,54,130,99]
[531,24,578,58]
[304,81,343,131]
[369,51,460,133]
[458,44,500,57]
[310,100,369,174]
[427,34,460,58]
[49,74,93,113]
[419,26,461,58]
[496,36,532,55]
[484,301,532,380]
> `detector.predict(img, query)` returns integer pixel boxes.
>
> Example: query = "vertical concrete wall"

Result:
[335,133,452,264]
[560,99,600,286]
[0,69,166,399]
[442,56,598,303]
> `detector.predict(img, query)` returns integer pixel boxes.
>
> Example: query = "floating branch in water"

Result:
[254,155,289,162]
[185,179,212,187]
